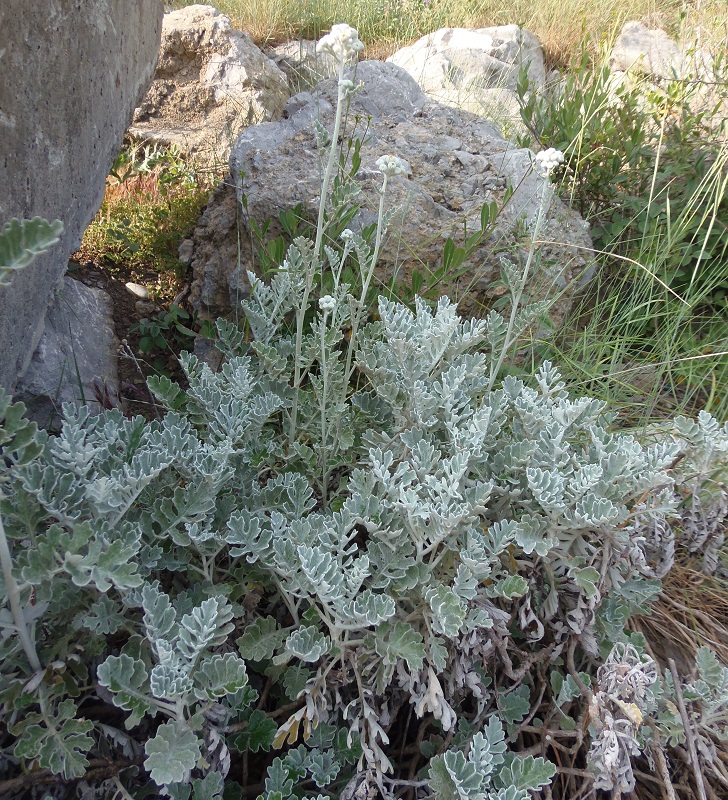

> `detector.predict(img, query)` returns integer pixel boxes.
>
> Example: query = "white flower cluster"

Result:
[316,24,365,65]
[375,155,409,178]
[318,294,336,312]
[534,147,565,177]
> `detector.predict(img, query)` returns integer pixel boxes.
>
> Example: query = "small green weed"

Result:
[77,143,214,284]
[129,304,216,375]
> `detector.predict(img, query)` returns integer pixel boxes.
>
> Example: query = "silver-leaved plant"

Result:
[2,23,728,800]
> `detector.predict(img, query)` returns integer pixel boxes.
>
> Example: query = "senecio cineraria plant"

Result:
[2,26,728,800]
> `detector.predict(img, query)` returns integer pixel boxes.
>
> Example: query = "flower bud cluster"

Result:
[318,294,336,313]
[316,24,365,66]
[534,147,565,177]
[375,155,409,178]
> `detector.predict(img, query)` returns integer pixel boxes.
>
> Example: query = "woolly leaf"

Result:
[426,584,466,638]
[497,754,557,792]
[97,654,155,728]
[571,566,601,600]
[144,721,201,786]
[192,772,224,800]
[237,617,288,661]
[488,574,528,599]
[265,756,295,796]
[282,664,314,700]
[470,716,507,778]
[177,597,235,662]
[696,646,727,690]
[232,709,277,753]
[500,685,531,725]
[0,217,63,286]
[193,653,248,700]
[340,589,396,626]
[0,390,44,468]
[428,750,482,800]
[149,661,193,700]
[13,699,93,780]
[285,625,331,662]
[141,584,177,642]
[306,748,341,787]
[374,621,426,671]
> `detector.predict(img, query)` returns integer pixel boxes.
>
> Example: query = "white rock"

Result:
[268,40,340,90]
[125,282,149,299]
[610,21,684,78]
[388,26,544,101]
[14,278,119,430]
[130,4,289,162]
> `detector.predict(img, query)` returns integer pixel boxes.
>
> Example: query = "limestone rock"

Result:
[14,278,119,431]
[609,21,684,78]
[387,26,544,132]
[267,40,339,92]
[187,61,592,330]
[131,4,289,163]
[0,0,163,395]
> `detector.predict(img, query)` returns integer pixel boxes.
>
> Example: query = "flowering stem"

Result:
[319,310,329,506]
[343,174,389,395]
[0,505,42,672]
[289,63,348,447]
[488,176,552,392]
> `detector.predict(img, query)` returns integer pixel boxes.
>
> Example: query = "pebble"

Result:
[135,301,157,315]
[125,282,149,299]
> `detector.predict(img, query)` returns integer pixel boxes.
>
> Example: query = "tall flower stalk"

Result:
[487,148,564,391]
[289,25,364,446]
[342,155,408,395]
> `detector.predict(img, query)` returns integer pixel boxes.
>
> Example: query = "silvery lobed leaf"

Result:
[12,699,93,780]
[193,653,248,700]
[374,621,426,671]
[144,721,201,786]
[0,217,63,285]
[496,753,557,792]
[177,597,235,662]
[425,583,466,639]
[97,654,155,728]
[500,685,530,725]
[237,616,288,661]
[285,625,331,662]
[428,750,482,800]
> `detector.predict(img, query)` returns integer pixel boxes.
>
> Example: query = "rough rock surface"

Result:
[14,278,119,431]
[267,40,339,92]
[610,21,684,78]
[0,0,163,396]
[184,61,592,328]
[387,26,544,132]
[130,4,289,162]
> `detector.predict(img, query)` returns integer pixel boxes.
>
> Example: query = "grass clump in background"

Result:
[514,38,728,423]
[168,0,727,66]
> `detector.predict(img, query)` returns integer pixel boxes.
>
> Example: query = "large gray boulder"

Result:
[184,61,592,329]
[0,0,163,397]
[130,5,289,163]
[14,278,119,431]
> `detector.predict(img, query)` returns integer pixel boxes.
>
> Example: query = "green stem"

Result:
[0,505,42,672]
